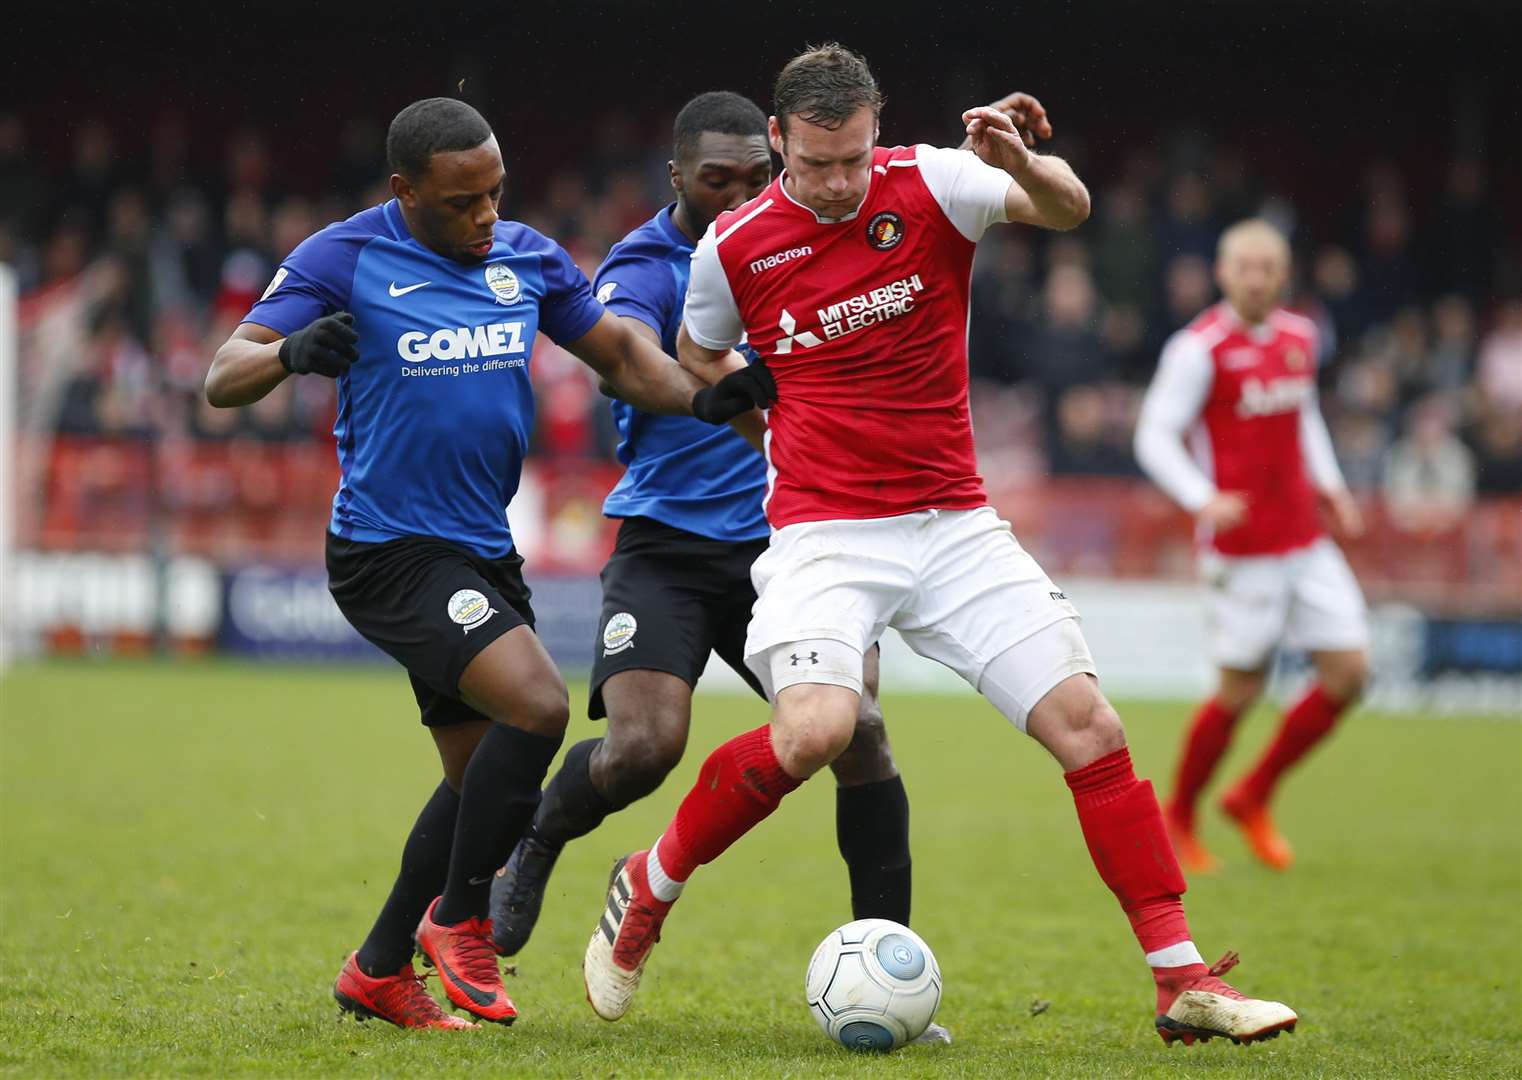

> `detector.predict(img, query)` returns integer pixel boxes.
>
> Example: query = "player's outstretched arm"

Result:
[677,325,768,452]
[676,324,748,385]
[593,315,664,399]
[566,311,704,415]
[963,106,1089,231]
[568,309,770,425]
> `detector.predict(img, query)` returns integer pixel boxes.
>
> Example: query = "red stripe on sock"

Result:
[655,726,801,882]
[1171,697,1240,825]
[1065,748,1193,955]
[1234,683,1345,805]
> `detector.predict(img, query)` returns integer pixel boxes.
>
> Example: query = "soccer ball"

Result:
[804,919,942,1052]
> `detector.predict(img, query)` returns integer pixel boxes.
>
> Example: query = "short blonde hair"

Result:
[1217,218,1291,265]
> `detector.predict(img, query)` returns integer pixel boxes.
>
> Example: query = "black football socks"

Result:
[531,737,619,850]
[836,774,913,926]
[434,724,563,926]
[357,779,460,976]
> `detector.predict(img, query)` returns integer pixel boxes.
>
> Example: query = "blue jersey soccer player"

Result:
[204,98,769,1030]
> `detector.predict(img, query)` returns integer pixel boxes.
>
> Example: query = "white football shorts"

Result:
[1200,536,1370,670]
[745,507,1096,730]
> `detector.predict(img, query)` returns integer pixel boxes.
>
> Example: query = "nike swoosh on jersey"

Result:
[388,280,431,297]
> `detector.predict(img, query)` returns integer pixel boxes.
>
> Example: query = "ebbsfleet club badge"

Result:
[866,211,904,251]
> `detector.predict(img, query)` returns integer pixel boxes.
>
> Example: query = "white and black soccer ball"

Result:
[804,918,942,1052]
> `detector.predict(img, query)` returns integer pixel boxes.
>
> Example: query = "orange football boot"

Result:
[1220,789,1294,870]
[1164,802,1222,874]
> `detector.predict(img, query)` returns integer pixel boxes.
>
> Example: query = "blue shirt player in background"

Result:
[204,98,772,1031]
[488,93,947,1042]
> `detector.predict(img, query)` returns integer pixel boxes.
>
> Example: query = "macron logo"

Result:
[749,246,813,275]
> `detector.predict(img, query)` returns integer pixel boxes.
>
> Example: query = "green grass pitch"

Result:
[2,660,1518,1077]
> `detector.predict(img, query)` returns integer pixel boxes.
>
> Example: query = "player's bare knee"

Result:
[853,685,884,731]
[772,690,858,778]
[1217,668,1266,713]
[786,724,855,776]
[1320,651,1370,705]
[600,711,687,804]
[1075,694,1126,756]
[600,742,679,805]
[831,710,896,786]
[505,684,570,737]
[1028,675,1126,767]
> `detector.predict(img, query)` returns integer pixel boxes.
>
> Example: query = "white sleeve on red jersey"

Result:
[1299,385,1348,493]
[914,145,1012,242]
[682,220,744,351]
[1134,329,1217,512]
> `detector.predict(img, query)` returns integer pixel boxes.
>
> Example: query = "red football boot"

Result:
[415,898,518,1025]
[333,951,478,1029]
[1154,951,1298,1045]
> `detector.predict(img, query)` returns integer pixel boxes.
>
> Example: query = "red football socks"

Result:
[1065,747,1193,957]
[654,726,802,883]
[1232,683,1344,806]
[1170,697,1241,825]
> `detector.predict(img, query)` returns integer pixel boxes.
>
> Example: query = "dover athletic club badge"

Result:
[485,263,522,305]
[603,611,637,656]
[447,589,498,634]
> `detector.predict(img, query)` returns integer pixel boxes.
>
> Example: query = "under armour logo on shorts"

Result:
[790,651,819,666]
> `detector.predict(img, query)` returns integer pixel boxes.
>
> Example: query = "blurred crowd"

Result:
[4,111,1520,530]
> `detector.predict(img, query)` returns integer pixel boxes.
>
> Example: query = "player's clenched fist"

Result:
[280,312,360,377]
[691,360,777,424]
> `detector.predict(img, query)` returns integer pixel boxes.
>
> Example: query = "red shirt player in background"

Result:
[581,44,1298,1048]
[1135,219,1371,873]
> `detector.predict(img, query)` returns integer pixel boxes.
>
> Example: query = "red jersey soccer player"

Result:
[580,45,1298,1047]
[1135,220,1370,873]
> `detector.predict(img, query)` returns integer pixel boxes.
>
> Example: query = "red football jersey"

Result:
[1190,304,1322,555]
[686,145,1008,528]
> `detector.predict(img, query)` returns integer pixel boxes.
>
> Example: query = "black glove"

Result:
[278,312,359,377]
[691,359,777,424]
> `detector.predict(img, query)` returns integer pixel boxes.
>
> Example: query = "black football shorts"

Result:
[326,531,535,727]
[588,516,768,719]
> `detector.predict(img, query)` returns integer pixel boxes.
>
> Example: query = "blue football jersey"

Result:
[244,200,603,558]
[594,205,768,542]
